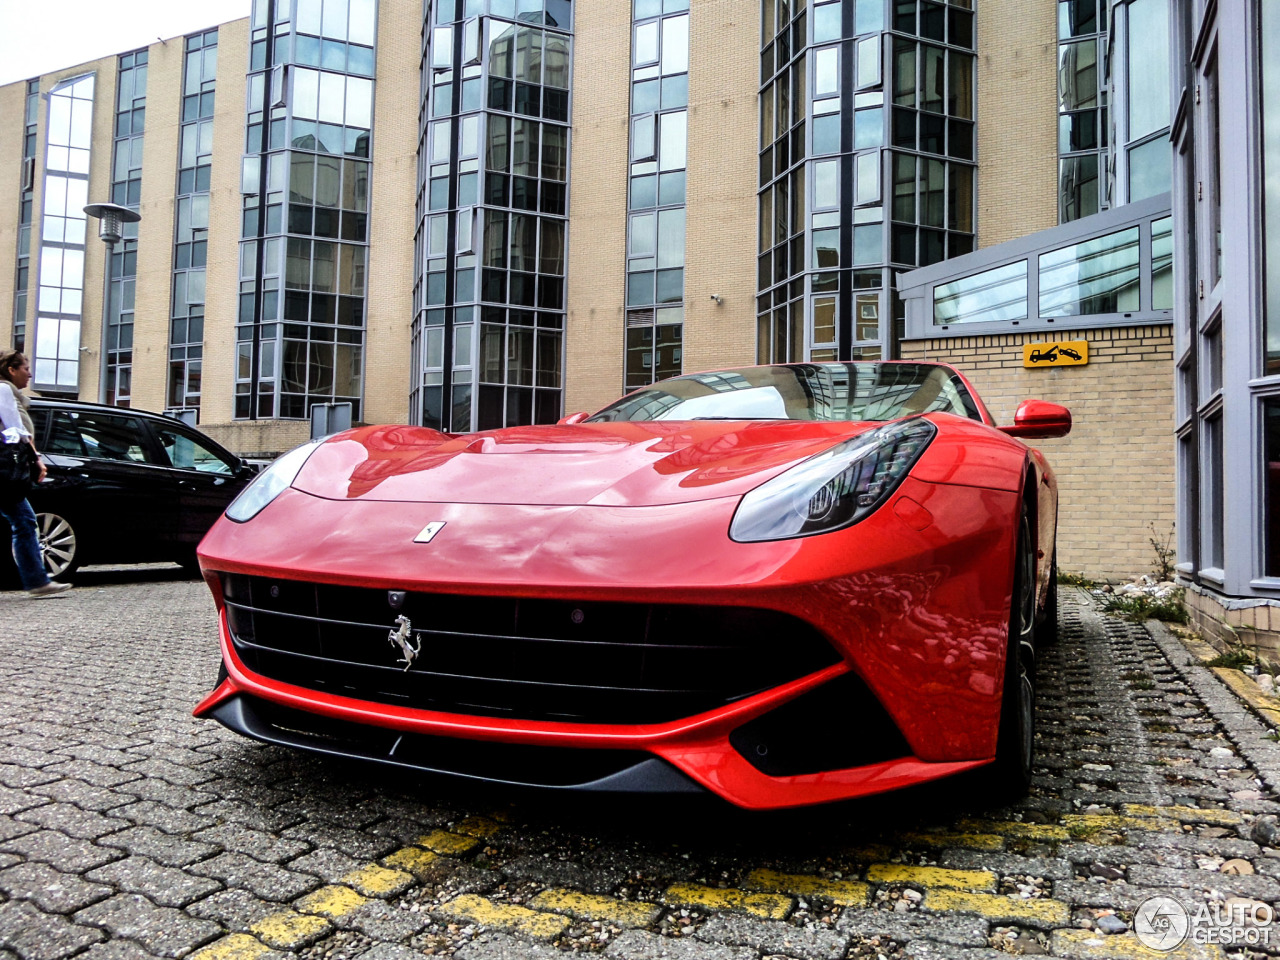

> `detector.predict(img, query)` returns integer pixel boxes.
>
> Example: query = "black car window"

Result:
[47,411,155,463]
[153,426,235,475]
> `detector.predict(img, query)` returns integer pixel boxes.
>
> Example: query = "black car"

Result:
[1,399,258,582]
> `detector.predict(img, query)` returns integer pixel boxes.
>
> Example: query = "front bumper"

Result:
[195,478,1015,809]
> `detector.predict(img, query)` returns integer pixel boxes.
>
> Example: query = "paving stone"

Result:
[186,887,283,932]
[937,851,1075,881]
[0,816,38,844]
[0,830,123,873]
[109,799,216,835]
[455,933,570,960]
[836,909,991,946]
[360,945,432,960]
[14,802,130,840]
[189,851,322,902]
[342,898,430,939]
[287,847,366,882]
[280,821,398,860]
[0,785,50,817]
[191,798,303,834]
[0,899,105,959]
[0,860,112,913]
[1126,863,1280,900]
[96,825,218,868]
[694,913,848,960]
[75,943,159,960]
[37,760,141,789]
[903,942,1011,960]
[74,893,222,958]
[605,929,757,960]
[86,854,223,907]
[28,779,133,814]
[118,779,216,811]
[192,822,310,864]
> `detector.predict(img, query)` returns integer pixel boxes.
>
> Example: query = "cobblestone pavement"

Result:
[2,575,1280,960]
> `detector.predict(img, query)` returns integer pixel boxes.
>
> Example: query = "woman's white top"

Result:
[0,384,29,444]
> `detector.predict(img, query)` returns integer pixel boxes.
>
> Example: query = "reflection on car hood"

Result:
[290,420,881,507]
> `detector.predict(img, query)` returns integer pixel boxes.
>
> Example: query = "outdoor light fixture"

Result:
[83,202,142,404]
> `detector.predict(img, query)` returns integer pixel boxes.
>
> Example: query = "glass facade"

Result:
[169,30,218,418]
[1265,0,1280,376]
[34,74,95,391]
[759,0,974,365]
[11,80,38,353]
[412,1,572,432]
[1057,0,1105,221]
[237,0,375,421]
[105,50,148,408]
[1111,0,1171,205]
[625,0,688,392]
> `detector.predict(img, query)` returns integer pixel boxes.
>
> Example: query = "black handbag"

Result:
[0,442,35,508]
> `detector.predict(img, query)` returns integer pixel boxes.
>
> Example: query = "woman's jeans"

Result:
[1,498,49,590]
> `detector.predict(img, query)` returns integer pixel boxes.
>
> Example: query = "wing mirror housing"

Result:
[999,400,1073,439]
[558,412,590,425]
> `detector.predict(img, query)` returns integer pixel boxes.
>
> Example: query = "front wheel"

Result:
[36,512,80,581]
[985,507,1037,801]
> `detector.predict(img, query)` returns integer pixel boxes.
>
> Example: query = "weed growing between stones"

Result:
[1102,588,1191,625]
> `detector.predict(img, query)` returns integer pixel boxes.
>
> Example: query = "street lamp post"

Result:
[82,202,142,405]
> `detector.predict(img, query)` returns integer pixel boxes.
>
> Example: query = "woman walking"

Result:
[0,350,70,598]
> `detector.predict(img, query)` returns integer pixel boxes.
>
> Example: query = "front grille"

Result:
[222,573,841,725]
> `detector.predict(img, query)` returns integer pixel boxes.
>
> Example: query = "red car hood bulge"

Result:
[291,420,878,507]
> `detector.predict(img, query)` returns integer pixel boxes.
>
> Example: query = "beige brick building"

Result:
[0,0,1184,586]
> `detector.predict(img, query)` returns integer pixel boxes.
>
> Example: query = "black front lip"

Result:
[208,693,706,795]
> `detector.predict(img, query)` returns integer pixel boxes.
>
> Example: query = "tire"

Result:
[1040,556,1059,647]
[986,506,1037,801]
[35,512,81,582]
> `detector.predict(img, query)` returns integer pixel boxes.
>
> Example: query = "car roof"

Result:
[28,397,240,453]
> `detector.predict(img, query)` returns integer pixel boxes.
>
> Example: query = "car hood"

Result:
[291,420,880,507]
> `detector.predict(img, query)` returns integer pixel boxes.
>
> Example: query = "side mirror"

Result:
[558,412,590,425]
[999,400,1072,439]
[236,461,263,479]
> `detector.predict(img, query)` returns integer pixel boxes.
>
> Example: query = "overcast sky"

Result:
[0,0,253,87]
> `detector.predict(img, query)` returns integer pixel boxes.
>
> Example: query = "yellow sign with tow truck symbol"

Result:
[1023,340,1088,368]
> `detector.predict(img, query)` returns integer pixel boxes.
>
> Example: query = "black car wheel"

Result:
[36,512,80,581]
[1040,556,1059,646]
[987,505,1037,800]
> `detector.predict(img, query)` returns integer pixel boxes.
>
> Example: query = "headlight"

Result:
[729,418,937,542]
[225,439,324,523]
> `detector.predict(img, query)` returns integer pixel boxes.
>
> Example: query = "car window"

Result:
[587,363,985,423]
[47,411,155,463]
[154,426,235,475]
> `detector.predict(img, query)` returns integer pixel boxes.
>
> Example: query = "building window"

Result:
[238,0,375,421]
[1266,399,1280,578]
[412,1,571,432]
[11,79,39,353]
[105,49,148,408]
[1264,0,1280,376]
[1057,0,1106,222]
[34,74,95,392]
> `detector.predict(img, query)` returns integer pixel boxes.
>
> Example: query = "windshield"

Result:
[588,363,983,423]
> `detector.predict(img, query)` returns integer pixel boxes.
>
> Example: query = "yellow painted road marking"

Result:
[453,816,503,838]
[188,935,277,960]
[250,911,331,950]
[529,888,662,927]
[924,890,1070,926]
[896,831,1005,852]
[341,864,415,898]
[1121,803,1244,826]
[1061,813,1181,835]
[866,863,997,892]
[418,830,481,856]
[1049,928,1226,960]
[1208,669,1280,729]
[296,884,369,921]
[955,819,1071,841]
[438,893,571,939]
[663,882,792,920]
[383,846,440,877]
[743,869,870,906]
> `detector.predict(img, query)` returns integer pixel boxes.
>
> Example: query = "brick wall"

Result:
[901,325,1176,579]
[1186,587,1280,664]
[129,36,184,412]
[976,0,1059,248]
[0,81,24,347]
[564,0,631,415]
[362,0,421,427]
